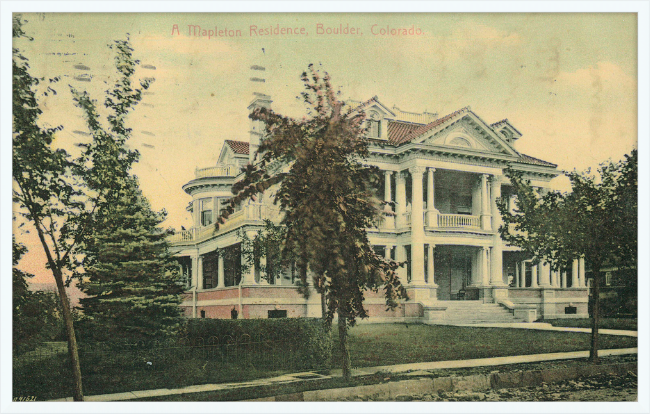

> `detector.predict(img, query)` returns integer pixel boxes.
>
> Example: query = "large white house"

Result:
[170,95,589,323]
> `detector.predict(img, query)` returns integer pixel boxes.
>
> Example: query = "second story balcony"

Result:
[170,203,282,245]
[194,164,239,179]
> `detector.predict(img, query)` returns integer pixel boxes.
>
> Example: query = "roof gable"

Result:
[350,96,396,117]
[401,108,520,157]
[218,140,249,164]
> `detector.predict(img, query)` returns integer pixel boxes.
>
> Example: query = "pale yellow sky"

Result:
[13,13,638,284]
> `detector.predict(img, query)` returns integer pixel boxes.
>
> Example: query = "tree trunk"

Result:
[52,268,84,400]
[321,291,327,320]
[337,309,352,381]
[32,221,84,401]
[589,264,601,363]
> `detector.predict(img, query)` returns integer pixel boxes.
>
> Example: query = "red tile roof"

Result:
[387,121,423,144]
[225,140,249,155]
[391,106,471,145]
[517,153,557,168]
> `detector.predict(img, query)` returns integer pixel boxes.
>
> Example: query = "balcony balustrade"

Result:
[437,213,480,228]
[169,203,282,244]
[195,164,239,179]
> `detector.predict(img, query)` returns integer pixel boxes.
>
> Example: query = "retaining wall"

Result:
[247,361,636,401]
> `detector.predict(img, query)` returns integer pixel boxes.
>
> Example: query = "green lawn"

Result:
[14,324,637,401]
[335,323,637,369]
[545,318,637,331]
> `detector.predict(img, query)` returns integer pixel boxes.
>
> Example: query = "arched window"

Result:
[449,136,472,148]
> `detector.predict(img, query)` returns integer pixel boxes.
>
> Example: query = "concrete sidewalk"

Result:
[50,346,638,402]
[447,322,638,337]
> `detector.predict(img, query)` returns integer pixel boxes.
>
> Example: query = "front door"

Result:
[436,249,472,300]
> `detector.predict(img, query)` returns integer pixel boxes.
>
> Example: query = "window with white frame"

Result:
[367,111,381,138]
[199,198,213,226]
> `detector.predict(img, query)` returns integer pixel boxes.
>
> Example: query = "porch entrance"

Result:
[435,246,473,300]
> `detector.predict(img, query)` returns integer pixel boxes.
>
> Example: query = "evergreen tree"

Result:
[215,65,408,380]
[77,180,184,343]
[72,38,183,344]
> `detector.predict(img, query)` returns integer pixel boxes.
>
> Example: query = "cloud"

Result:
[453,24,522,48]
[555,61,635,91]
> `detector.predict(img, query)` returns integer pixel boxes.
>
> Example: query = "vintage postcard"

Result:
[5,4,646,414]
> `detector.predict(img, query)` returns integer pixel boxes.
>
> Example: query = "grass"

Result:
[139,354,638,401]
[545,318,637,331]
[335,323,637,369]
[14,324,637,401]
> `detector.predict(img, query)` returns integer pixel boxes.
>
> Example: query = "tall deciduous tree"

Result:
[12,15,86,401]
[498,149,637,362]
[215,65,408,380]
[72,39,184,344]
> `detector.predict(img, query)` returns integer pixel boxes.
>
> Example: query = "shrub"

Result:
[179,318,331,370]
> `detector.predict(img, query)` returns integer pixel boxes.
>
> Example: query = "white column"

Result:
[193,199,201,229]
[259,254,267,284]
[197,255,204,290]
[191,256,199,288]
[480,174,492,230]
[579,257,586,287]
[384,245,392,260]
[395,171,407,228]
[490,175,503,230]
[212,196,219,224]
[427,244,437,287]
[409,166,426,284]
[515,262,520,287]
[481,247,490,286]
[540,262,551,287]
[521,262,527,287]
[561,271,567,288]
[217,253,225,288]
[396,245,407,282]
[241,232,256,285]
[384,171,392,209]
[383,171,395,229]
[572,260,579,288]
[509,194,517,214]
[531,264,538,288]
[426,168,438,227]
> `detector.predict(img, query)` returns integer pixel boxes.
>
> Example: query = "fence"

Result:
[13,335,328,400]
[75,335,310,373]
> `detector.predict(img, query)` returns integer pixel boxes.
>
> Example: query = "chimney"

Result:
[247,93,272,164]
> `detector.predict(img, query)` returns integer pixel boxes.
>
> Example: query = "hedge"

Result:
[179,317,332,370]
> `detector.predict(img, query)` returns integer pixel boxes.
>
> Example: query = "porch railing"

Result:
[437,213,480,228]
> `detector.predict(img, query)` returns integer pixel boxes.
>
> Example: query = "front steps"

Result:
[427,300,526,325]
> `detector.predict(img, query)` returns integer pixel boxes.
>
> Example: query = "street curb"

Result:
[246,362,637,401]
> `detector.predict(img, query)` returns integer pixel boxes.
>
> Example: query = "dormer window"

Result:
[367,110,381,138]
[500,128,514,142]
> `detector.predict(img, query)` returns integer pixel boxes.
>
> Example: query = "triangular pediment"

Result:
[350,96,396,118]
[413,110,519,156]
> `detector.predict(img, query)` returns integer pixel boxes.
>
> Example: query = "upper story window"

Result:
[199,198,213,226]
[367,110,381,138]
